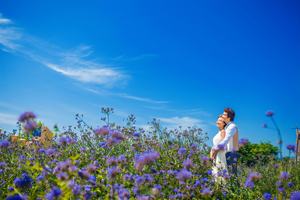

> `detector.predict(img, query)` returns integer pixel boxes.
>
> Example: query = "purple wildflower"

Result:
[288,182,294,188]
[58,136,73,145]
[239,138,249,146]
[287,145,296,152]
[94,126,110,136]
[78,169,90,179]
[290,191,300,200]
[45,186,61,200]
[151,184,162,196]
[134,151,160,171]
[176,169,192,184]
[106,156,118,166]
[201,155,209,162]
[280,171,289,180]
[6,194,25,200]
[118,187,130,200]
[178,147,187,156]
[18,112,36,122]
[266,111,274,117]
[133,132,140,137]
[23,120,37,132]
[107,166,120,180]
[201,187,213,196]
[135,175,145,187]
[14,173,32,189]
[244,179,254,189]
[45,148,56,156]
[263,193,272,200]
[0,140,10,148]
[183,158,193,169]
[248,172,262,181]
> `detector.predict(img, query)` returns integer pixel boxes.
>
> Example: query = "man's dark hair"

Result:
[224,108,235,121]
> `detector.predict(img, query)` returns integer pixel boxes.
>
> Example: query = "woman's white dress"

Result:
[212,130,227,182]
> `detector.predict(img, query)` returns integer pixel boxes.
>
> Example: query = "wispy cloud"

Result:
[0,13,12,25]
[0,13,127,87]
[158,116,206,129]
[111,54,157,62]
[0,112,17,126]
[118,93,168,104]
[83,87,168,105]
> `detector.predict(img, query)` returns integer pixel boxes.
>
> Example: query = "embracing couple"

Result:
[210,108,239,181]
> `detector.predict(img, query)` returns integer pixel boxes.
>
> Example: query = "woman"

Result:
[210,116,227,182]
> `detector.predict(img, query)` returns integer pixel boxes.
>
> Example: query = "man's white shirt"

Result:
[213,122,237,152]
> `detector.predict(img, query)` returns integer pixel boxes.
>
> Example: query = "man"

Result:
[212,108,239,175]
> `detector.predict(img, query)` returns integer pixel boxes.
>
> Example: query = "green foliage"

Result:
[238,142,278,167]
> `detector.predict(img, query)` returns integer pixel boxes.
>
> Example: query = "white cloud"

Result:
[45,63,126,86]
[0,14,127,87]
[119,93,168,104]
[158,116,205,129]
[0,13,12,25]
[0,112,17,125]
[82,87,168,105]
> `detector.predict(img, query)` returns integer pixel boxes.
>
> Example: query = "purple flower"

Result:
[183,158,193,169]
[0,140,10,148]
[262,123,268,128]
[87,164,97,173]
[118,187,130,200]
[118,155,127,163]
[45,187,61,200]
[6,194,25,200]
[94,126,110,136]
[266,111,274,117]
[178,147,187,156]
[0,161,6,168]
[56,172,69,181]
[287,145,296,152]
[207,170,213,175]
[133,132,140,137]
[58,136,73,145]
[135,175,145,187]
[14,173,32,189]
[106,156,118,166]
[23,120,37,132]
[151,187,160,196]
[201,155,209,162]
[137,195,150,200]
[107,166,120,180]
[78,169,90,179]
[290,191,300,200]
[18,112,36,122]
[134,151,160,171]
[36,175,44,182]
[244,179,254,189]
[88,175,96,184]
[248,172,262,181]
[45,148,56,156]
[288,182,294,188]
[239,138,249,146]
[176,169,192,184]
[263,193,272,200]
[280,171,289,180]
[278,186,285,193]
[201,187,213,196]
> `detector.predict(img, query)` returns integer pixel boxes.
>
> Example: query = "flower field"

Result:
[0,111,300,200]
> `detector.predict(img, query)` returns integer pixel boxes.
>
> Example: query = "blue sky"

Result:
[0,0,299,154]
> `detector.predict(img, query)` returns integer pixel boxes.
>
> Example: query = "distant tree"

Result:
[238,142,278,167]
